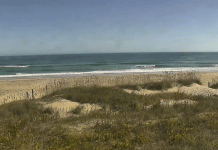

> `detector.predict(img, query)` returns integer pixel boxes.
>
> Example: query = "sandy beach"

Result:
[0,71,218,104]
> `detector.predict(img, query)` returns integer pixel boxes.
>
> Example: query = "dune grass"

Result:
[209,78,218,89]
[1,72,218,150]
[208,77,218,90]
[1,86,218,149]
[117,84,139,91]
[177,73,202,87]
[117,72,202,91]
[210,83,218,89]
[176,78,202,86]
[141,79,172,90]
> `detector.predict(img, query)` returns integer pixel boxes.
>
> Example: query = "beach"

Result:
[0,71,218,104]
[1,70,218,149]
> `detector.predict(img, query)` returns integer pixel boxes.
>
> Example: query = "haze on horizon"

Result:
[1,0,218,56]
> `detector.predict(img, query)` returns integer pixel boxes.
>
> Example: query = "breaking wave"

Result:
[0,65,29,68]
[0,66,218,78]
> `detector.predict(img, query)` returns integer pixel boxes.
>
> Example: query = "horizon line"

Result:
[2,51,218,57]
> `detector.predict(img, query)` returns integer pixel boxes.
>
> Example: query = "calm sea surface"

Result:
[0,52,218,78]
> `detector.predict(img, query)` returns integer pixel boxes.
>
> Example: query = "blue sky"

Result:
[1,0,218,55]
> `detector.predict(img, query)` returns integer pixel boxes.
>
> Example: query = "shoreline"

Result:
[0,66,218,80]
[0,70,218,104]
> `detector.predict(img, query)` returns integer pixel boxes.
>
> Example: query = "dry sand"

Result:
[0,71,218,104]
[43,99,101,118]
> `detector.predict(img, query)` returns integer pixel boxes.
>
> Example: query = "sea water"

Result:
[0,52,218,78]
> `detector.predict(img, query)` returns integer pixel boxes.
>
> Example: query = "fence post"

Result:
[46,85,48,94]
[32,89,34,99]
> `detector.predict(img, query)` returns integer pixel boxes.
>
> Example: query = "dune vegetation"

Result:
[118,72,202,91]
[1,72,218,149]
[209,77,218,89]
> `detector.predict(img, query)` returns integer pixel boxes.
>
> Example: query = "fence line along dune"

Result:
[0,71,217,105]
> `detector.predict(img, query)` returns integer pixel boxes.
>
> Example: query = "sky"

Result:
[1,0,218,56]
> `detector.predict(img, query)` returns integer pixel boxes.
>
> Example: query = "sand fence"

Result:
[0,71,213,105]
[0,73,171,104]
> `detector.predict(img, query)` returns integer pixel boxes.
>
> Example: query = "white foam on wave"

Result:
[0,65,29,68]
[1,67,218,78]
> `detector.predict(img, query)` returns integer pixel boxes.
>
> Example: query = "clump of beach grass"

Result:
[176,78,202,86]
[117,84,139,90]
[210,83,218,89]
[142,79,172,91]
[176,72,202,86]
[209,77,218,89]
[71,105,84,114]
[116,72,202,91]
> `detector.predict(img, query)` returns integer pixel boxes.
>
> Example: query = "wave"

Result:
[29,63,109,67]
[0,66,218,78]
[0,65,29,68]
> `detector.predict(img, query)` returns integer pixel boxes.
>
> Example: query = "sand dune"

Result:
[43,99,102,118]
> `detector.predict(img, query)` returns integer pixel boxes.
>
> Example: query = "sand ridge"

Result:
[43,99,102,118]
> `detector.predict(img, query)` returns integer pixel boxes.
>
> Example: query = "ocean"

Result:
[0,52,218,78]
